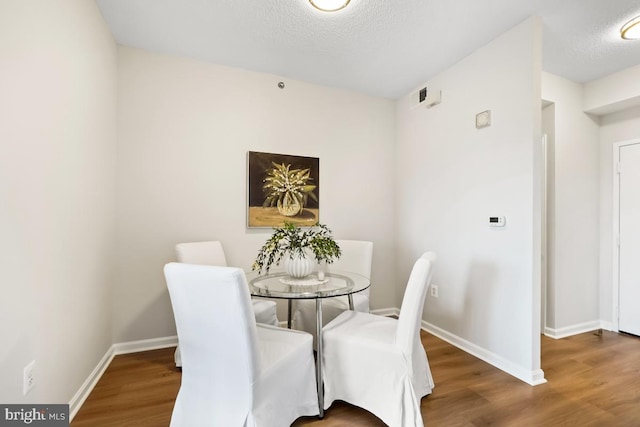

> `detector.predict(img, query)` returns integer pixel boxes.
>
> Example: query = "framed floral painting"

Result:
[247,151,319,228]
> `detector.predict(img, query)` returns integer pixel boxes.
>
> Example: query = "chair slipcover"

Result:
[164,263,319,426]
[322,252,436,427]
[291,240,373,346]
[173,241,279,367]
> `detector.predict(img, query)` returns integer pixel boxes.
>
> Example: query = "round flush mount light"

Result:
[621,15,640,40]
[309,0,350,12]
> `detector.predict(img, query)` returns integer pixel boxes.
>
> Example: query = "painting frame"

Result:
[247,151,320,228]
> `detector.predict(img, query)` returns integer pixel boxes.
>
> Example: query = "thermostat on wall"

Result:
[489,216,506,227]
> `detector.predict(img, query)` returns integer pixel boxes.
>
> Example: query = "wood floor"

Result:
[71,330,640,426]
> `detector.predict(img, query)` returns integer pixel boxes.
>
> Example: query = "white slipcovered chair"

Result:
[322,252,437,427]
[164,262,319,426]
[173,241,278,367]
[291,240,373,346]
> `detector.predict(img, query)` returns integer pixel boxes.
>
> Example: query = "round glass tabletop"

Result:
[246,270,370,300]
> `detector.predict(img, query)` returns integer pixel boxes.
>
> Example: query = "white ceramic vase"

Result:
[285,252,315,278]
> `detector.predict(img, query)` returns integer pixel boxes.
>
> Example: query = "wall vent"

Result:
[410,85,442,110]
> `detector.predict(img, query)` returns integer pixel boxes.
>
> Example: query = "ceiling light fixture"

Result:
[309,0,350,12]
[621,15,640,40]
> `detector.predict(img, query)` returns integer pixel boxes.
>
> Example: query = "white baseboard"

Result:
[600,320,614,332]
[69,336,178,421]
[112,335,178,355]
[371,307,400,317]
[69,346,115,421]
[544,320,612,339]
[422,321,547,386]
[78,312,604,419]
[372,306,545,384]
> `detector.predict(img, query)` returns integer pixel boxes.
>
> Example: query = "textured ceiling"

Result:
[96,0,640,99]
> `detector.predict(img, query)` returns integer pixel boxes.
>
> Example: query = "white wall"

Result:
[567,65,640,328]
[584,64,640,115]
[114,46,397,342]
[598,106,640,325]
[396,18,543,384]
[541,73,600,335]
[0,0,117,404]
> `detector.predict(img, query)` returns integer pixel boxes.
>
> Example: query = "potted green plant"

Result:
[252,222,341,277]
[262,162,318,217]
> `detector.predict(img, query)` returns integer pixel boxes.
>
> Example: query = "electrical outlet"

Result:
[23,360,35,395]
[430,284,439,298]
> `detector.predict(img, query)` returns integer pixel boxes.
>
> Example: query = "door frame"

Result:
[612,138,640,332]
[541,134,548,332]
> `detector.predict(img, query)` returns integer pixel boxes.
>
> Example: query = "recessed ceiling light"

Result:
[309,0,350,12]
[621,15,640,40]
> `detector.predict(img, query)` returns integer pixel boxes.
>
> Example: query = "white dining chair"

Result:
[173,241,278,367]
[291,240,373,346]
[321,252,436,427]
[164,262,319,426]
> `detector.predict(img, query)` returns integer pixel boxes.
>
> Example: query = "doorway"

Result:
[614,140,640,336]
[541,101,555,334]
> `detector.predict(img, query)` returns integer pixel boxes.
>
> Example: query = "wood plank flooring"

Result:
[71,330,640,426]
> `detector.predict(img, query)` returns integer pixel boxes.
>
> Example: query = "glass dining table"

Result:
[245,270,371,418]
